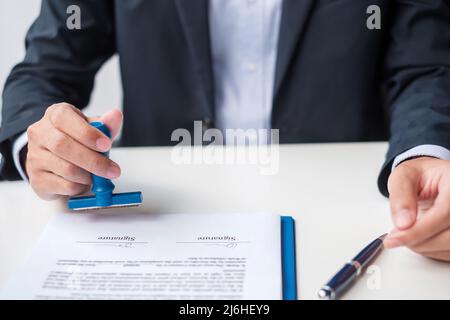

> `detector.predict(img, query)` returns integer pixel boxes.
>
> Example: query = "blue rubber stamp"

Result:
[67,122,143,211]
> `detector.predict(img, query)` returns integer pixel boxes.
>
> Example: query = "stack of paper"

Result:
[1,212,284,300]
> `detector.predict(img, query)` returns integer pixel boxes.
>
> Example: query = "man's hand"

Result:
[26,103,123,200]
[385,157,450,261]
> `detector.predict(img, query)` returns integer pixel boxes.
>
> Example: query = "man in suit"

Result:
[1,0,450,260]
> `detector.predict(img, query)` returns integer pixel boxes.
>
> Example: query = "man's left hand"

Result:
[385,157,450,261]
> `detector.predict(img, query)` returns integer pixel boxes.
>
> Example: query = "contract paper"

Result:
[1,212,282,300]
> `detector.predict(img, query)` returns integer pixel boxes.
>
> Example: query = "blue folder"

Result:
[281,216,297,300]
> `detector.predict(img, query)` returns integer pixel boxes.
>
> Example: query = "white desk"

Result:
[1,143,449,299]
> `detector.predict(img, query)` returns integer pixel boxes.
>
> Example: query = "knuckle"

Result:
[398,163,418,179]
[49,132,66,153]
[393,164,409,179]
[25,152,36,169]
[62,162,79,178]
[48,103,76,127]
[63,181,82,196]
[87,128,101,143]
[59,102,74,109]
[80,128,100,147]
[45,104,56,116]
[26,124,37,140]
[388,165,416,193]
[49,104,70,127]
[91,156,108,173]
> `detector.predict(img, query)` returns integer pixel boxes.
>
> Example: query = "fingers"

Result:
[45,128,121,179]
[26,103,123,201]
[420,251,450,262]
[410,228,450,254]
[385,187,450,248]
[388,163,421,230]
[87,115,101,123]
[99,108,123,140]
[87,108,123,140]
[46,103,112,152]
[32,148,92,185]
[30,171,90,200]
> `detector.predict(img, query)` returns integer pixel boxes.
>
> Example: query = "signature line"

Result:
[176,241,251,244]
[76,241,149,244]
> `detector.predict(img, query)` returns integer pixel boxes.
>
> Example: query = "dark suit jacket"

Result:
[1,0,450,196]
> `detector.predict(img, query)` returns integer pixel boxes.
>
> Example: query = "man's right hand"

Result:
[25,103,123,200]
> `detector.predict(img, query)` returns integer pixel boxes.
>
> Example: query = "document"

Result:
[1,212,282,300]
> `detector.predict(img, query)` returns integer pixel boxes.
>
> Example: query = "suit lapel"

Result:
[274,0,316,97]
[174,0,314,116]
[174,0,214,116]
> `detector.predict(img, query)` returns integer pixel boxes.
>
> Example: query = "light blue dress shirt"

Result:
[10,0,450,180]
[209,0,282,136]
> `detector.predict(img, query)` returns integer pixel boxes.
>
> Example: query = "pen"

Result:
[318,233,387,300]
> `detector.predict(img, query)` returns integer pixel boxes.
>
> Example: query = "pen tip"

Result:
[318,287,335,300]
[379,233,388,241]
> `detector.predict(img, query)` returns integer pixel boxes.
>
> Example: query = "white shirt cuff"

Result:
[12,131,29,181]
[392,144,450,171]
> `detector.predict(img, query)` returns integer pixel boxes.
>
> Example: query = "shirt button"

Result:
[245,63,258,73]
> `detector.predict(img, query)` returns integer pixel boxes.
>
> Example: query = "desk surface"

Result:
[1,143,449,299]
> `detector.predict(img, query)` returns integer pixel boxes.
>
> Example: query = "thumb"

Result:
[98,108,123,140]
[387,163,420,230]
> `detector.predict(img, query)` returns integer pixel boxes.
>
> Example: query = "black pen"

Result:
[318,233,387,300]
